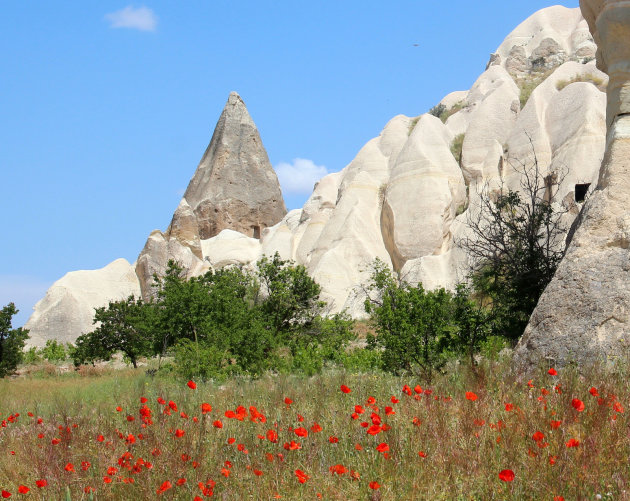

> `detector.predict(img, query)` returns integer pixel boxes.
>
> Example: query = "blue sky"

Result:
[0,1,579,326]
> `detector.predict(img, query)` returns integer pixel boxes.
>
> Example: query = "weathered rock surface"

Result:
[26,6,613,343]
[514,0,630,368]
[135,92,287,298]
[24,259,140,347]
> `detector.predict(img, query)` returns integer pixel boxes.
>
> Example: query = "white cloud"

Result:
[274,158,329,195]
[105,6,158,32]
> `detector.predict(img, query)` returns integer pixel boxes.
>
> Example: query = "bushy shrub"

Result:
[0,303,29,377]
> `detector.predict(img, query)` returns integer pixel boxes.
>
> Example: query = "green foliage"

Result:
[517,70,553,108]
[39,340,67,362]
[460,150,566,340]
[172,338,238,381]
[0,303,29,377]
[364,259,454,378]
[555,73,606,92]
[428,103,446,119]
[73,295,154,368]
[450,133,465,164]
[449,284,492,364]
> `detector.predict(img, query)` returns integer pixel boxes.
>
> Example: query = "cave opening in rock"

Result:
[575,183,590,203]
[252,225,261,239]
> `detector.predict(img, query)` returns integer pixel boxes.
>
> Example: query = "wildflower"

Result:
[549,455,557,465]
[157,480,172,494]
[571,398,585,412]
[550,420,562,429]
[391,396,399,404]
[201,403,212,414]
[187,380,197,390]
[35,480,47,488]
[613,401,624,413]
[266,429,279,443]
[65,463,75,472]
[103,477,112,484]
[284,397,293,405]
[81,461,91,471]
[565,438,580,448]
[548,368,558,376]
[505,403,513,411]
[174,429,185,438]
[311,422,322,433]
[375,443,390,453]
[295,469,309,483]
[532,431,544,442]
[329,436,339,443]
[367,424,382,436]
[176,478,186,486]
[253,469,263,476]
[294,427,308,437]
[465,392,478,401]
[589,387,599,397]
[213,420,223,428]
[498,469,515,482]
[340,385,351,394]
[0,491,9,499]
[116,406,122,412]
[17,486,29,494]
[355,444,363,451]
[418,451,427,458]
[369,481,381,490]
[329,464,347,475]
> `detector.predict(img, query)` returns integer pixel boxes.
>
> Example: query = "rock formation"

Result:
[135,92,287,298]
[25,5,612,344]
[24,259,140,347]
[514,0,630,368]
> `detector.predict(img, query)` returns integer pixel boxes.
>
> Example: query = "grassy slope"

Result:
[0,359,629,500]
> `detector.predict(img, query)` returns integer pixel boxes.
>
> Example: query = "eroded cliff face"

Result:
[26,6,611,345]
[514,0,630,369]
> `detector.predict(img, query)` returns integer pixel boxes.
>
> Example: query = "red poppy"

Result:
[227,437,236,444]
[505,403,513,411]
[187,380,197,390]
[375,443,390,453]
[103,476,112,484]
[391,396,399,404]
[284,397,293,405]
[532,431,544,442]
[157,480,172,494]
[81,461,91,471]
[340,385,351,394]
[17,486,29,494]
[550,420,562,429]
[548,368,557,376]
[465,391,478,401]
[294,427,308,437]
[402,385,412,396]
[369,481,381,490]
[0,492,9,499]
[201,403,212,414]
[418,451,427,458]
[367,424,382,435]
[176,478,186,486]
[213,420,223,428]
[385,406,395,416]
[266,429,278,443]
[571,399,585,412]
[35,480,47,489]
[253,469,263,476]
[329,464,347,475]
[498,469,515,482]
[51,438,61,445]
[311,423,322,433]
[565,438,580,448]
[295,469,309,484]
[613,401,624,413]
[329,436,339,443]
[116,406,122,412]
[174,429,185,438]
[589,387,599,397]
[65,463,75,472]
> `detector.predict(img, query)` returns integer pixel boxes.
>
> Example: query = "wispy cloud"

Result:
[275,158,329,195]
[105,6,158,32]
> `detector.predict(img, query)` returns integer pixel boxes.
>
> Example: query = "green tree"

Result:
[73,295,153,368]
[39,339,67,362]
[458,149,567,340]
[450,284,492,365]
[0,303,29,377]
[364,259,453,378]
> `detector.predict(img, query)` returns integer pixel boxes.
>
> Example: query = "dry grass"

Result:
[556,73,607,92]
[1,359,629,500]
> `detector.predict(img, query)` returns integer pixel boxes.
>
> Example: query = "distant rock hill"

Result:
[25,5,608,347]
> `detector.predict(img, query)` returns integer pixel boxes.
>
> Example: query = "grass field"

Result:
[0,357,629,500]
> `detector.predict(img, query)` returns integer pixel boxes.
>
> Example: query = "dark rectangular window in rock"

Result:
[575,183,590,203]
[252,225,261,239]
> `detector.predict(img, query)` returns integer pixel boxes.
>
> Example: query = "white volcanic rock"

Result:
[201,230,262,269]
[24,259,140,347]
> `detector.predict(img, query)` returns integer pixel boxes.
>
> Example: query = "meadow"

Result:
[0,357,628,500]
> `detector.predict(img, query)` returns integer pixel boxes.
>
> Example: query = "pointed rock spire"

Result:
[183,91,287,239]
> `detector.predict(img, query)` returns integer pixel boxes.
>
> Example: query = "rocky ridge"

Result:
[24,5,610,347]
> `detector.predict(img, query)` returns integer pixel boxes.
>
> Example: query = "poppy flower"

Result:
[505,403,513,411]
[565,438,580,448]
[294,427,308,437]
[176,478,186,486]
[174,429,185,438]
[103,477,112,484]
[0,492,9,499]
[157,480,172,494]
[340,385,351,394]
[418,451,427,458]
[17,486,29,494]
[613,401,624,413]
[532,431,544,442]
[369,481,381,490]
[548,368,558,376]
[228,437,236,444]
[51,438,61,445]
[201,403,212,414]
[96,434,105,442]
[391,396,399,404]
[554,497,564,501]
[266,429,278,443]
[465,392,478,401]
[187,380,197,390]
[213,420,223,428]
[35,480,47,489]
[284,397,293,405]
[498,469,515,482]
[375,443,390,453]
[589,387,599,397]
[311,423,322,433]
[64,463,75,472]
[355,443,363,450]
[295,469,309,484]
[329,464,347,475]
[115,406,122,412]
[253,469,263,476]
[329,436,339,443]
[571,399,585,412]
[550,420,562,429]
[402,385,412,396]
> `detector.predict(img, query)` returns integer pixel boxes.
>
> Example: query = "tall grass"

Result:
[1,358,629,500]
